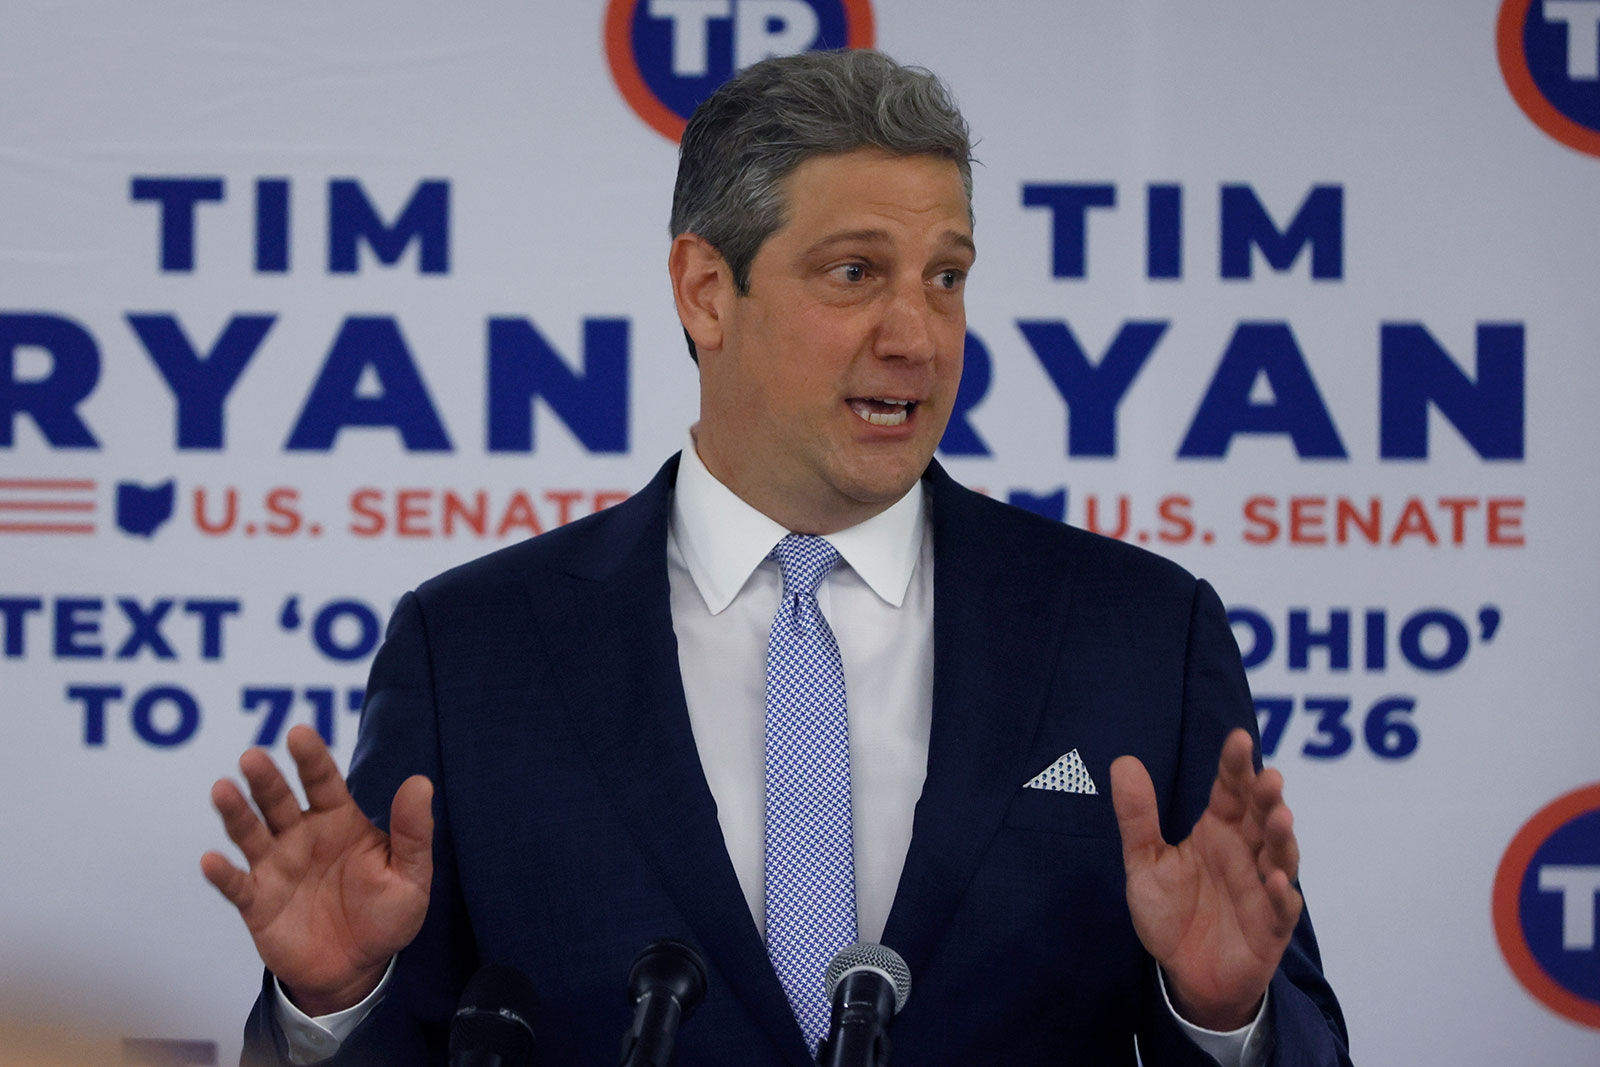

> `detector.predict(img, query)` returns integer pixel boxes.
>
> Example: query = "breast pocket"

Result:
[1001,787,1120,838]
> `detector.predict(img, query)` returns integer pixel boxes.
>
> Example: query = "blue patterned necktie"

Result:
[763,534,858,1054]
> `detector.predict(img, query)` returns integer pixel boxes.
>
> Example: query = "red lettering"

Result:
[1334,497,1380,545]
[544,489,583,526]
[1156,495,1194,544]
[1488,497,1524,546]
[396,489,431,537]
[1084,495,1130,539]
[497,492,545,538]
[348,489,384,537]
[193,487,237,535]
[443,490,487,537]
[1389,497,1438,545]
[592,490,630,512]
[265,487,301,536]
[1242,496,1278,544]
[1288,496,1325,545]
[1436,497,1479,545]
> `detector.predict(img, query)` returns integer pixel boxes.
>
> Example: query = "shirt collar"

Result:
[671,429,926,614]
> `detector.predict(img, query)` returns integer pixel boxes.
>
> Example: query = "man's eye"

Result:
[833,263,867,283]
[935,269,965,289]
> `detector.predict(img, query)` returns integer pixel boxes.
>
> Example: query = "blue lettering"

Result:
[286,317,452,451]
[54,598,102,658]
[0,597,42,657]
[1228,608,1274,670]
[185,599,239,660]
[0,313,100,448]
[115,598,177,660]
[1007,488,1067,522]
[69,685,121,746]
[1399,610,1470,671]
[939,331,992,456]
[1020,320,1166,457]
[256,178,290,273]
[1179,322,1346,458]
[1147,184,1182,279]
[1287,608,1350,671]
[487,317,629,453]
[1220,184,1343,280]
[132,685,201,747]
[130,176,225,272]
[127,314,274,450]
[1021,183,1116,278]
[328,179,449,274]
[311,600,382,662]
[1379,323,1525,459]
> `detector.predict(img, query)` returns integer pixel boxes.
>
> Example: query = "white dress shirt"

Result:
[277,433,1268,1066]
[668,428,933,945]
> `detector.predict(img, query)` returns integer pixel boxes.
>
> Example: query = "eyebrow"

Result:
[798,228,977,262]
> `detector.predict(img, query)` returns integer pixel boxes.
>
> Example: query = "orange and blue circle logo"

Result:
[1498,0,1600,157]
[1493,782,1600,1029]
[605,0,875,142]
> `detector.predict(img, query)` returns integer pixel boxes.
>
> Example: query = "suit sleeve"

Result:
[1134,579,1353,1067]
[241,591,475,1067]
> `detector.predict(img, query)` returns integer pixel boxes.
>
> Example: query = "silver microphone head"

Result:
[824,942,911,1013]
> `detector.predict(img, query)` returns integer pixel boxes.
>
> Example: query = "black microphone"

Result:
[618,938,708,1067]
[449,963,538,1067]
[816,943,912,1067]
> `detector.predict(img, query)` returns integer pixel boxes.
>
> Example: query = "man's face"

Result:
[692,149,974,534]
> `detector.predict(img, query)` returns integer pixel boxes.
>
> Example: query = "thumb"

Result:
[1110,755,1164,870]
[388,774,435,889]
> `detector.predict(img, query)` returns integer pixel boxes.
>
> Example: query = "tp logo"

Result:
[606,0,875,141]
[1499,0,1600,157]
[1493,782,1600,1029]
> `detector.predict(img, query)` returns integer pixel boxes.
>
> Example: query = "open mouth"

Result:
[848,398,916,427]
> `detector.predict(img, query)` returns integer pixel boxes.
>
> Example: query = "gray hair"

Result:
[671,49,974,360]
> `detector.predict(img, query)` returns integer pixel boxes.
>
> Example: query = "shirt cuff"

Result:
[1157,967,1273,1067]
[272,959,395,1065]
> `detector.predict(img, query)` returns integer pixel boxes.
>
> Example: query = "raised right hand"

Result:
[201,724,434,1017]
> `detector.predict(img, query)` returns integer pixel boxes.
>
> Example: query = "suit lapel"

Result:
[881,463,1076,979]
[530,457,813,1065]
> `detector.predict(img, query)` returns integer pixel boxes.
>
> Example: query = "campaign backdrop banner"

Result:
[3,2,1597,1062]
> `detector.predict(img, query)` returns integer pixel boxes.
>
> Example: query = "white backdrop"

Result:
[3,2,1598,1062]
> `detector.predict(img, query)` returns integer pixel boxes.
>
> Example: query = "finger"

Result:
[200,850,256,911]
[1110,755,1165,867]
[1207,729,1258,823]
[1212,808,1275,922]
[1259,799,1300,884]
[388,775,435,889]
[1248,766,1285,826]
[1261,868,1304,938]
[211,778,274,865]
[286,724,354,813]
[239,747,303,834]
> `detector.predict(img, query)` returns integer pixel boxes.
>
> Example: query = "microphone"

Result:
[618,938,708,1067]
[816,943,912,1067]
[448,963,538,1067]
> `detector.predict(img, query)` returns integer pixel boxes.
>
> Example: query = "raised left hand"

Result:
[1109,727,1302,1031]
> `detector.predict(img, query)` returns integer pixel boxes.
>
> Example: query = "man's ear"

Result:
[669,233,733,357]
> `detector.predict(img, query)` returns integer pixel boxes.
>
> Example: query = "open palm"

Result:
[201,725,434,1016]
[1110,728,1302,1031]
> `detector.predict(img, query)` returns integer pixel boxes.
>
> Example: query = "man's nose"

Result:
[875,279,937,363]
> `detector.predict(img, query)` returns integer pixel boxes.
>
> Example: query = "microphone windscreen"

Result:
[450,963,538,1063]
[824,942,911,1013]
[628,938,708,1015]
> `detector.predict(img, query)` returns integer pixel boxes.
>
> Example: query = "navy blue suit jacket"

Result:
[245,457,1350,1065]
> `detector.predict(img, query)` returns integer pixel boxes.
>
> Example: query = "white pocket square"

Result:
[1024,749,1097,795]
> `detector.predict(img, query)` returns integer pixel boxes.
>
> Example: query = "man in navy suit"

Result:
[205,51,1350,1065]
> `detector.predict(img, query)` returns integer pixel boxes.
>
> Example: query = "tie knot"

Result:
[769,534,840,599]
